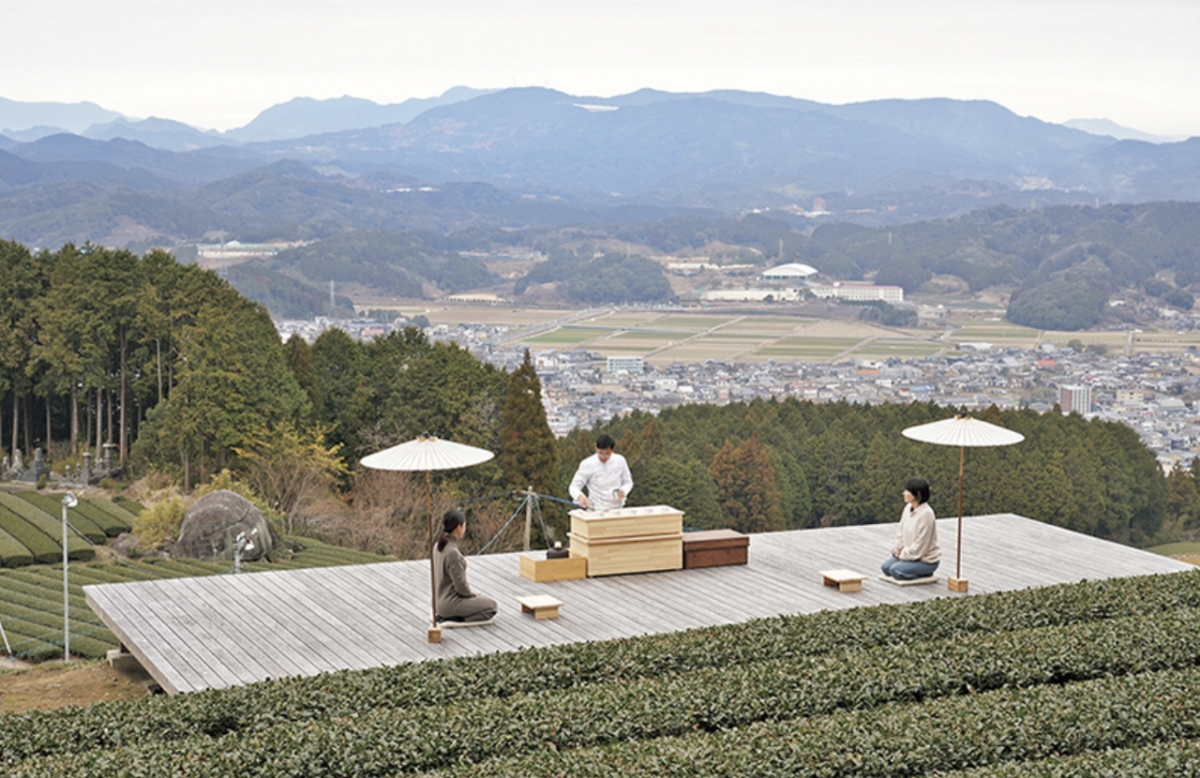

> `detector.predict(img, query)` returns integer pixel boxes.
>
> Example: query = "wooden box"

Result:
[519,553,587,582]
[569,506,683,541]
[569,533,682,577]
[682,529,749,569]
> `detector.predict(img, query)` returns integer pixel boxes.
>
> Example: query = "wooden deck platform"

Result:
[85,514,1195,694]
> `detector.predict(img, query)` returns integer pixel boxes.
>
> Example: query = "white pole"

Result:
[61,492,77,662]
[61,498,69,662]
[0,617,14,670]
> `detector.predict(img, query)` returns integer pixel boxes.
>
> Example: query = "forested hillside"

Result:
[233,200,1200,320]
[571,399,1169,545]
[793,201,1200,329]
[0,238,518,500]
[2,237,1183,547]
[0,239,308,489]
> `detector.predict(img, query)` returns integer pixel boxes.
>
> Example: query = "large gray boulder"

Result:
[175,490,274,562]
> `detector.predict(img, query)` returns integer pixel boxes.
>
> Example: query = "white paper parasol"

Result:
[901,414,1024,588]
[361,433,494,639]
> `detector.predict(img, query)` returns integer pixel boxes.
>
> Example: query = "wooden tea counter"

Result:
[568,505,684,576]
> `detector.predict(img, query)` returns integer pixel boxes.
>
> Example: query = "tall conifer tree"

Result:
[499,349,558,494]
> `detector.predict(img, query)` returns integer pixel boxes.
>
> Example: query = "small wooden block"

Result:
[520,553,587,582]
[948,577,970,593]
[819,568,868,592]
[516,594,565,620]
[427,625,443,643]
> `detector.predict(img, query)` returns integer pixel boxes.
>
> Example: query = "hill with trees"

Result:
[569,398,1169,545]
[3,238,1186,546]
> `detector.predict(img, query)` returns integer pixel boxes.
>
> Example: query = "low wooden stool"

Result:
[516,594,565,620]
[819,569,869,592]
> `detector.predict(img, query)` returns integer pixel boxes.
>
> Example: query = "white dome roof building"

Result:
[762,262,819,281]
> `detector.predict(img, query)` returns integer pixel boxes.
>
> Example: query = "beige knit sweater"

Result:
[892,502,941,563]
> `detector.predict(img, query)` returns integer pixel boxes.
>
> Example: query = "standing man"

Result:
[569,433,634,512]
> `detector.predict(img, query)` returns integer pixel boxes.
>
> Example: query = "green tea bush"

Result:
[420,668,1200,778]
[0,508,65,564]
[0,525,34,567]
[81,497,137,529]
[8,638,1200,777]
[2,493,98,555]
[3,573,1200,771]
[935,738,1200,777]
[112,496,145,515]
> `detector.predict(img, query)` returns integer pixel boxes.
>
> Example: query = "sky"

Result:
[5,0,1199,138]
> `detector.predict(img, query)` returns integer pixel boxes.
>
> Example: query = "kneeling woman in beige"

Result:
[433,509,497,625]
[881,477,940,581]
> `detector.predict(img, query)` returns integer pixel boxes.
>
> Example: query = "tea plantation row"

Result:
[0,491,138,566]
[2,571,1199,776]
[0,537,391,661]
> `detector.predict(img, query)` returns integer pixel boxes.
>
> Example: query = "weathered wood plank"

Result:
[83,515,1194,694]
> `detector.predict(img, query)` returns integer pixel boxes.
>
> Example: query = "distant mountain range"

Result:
[0,88,496,149]
[1,87,1199,251]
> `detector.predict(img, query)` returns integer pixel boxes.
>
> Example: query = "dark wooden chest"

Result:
[683,529,749,569]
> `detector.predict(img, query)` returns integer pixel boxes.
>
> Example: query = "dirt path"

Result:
[0,660,153,714]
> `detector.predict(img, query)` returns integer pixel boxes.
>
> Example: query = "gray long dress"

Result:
[433,537,497,622]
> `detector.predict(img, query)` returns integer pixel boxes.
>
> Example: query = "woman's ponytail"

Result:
[437,509,465,552]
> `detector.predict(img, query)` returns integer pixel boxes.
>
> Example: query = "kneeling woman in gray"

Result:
[433,509,497,624]
[881,477,940,580]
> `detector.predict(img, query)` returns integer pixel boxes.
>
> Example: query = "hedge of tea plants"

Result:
[0,491,138,566]
[1,571,1199,776]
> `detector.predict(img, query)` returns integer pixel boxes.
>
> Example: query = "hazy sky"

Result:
[5,0,1199,137]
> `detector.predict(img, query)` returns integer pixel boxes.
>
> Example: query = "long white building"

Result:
[807,282,904,303]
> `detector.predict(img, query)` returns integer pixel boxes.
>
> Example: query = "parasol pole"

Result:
[427,470,438,633]
[956,445,965,581]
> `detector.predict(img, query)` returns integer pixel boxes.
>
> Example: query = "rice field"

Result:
[1039,330,1131,351]
[414,304,1199,366]
[851,340,946,359]
[523,328,601,345]
[588,312,675,328]
[1128,330,1200,354]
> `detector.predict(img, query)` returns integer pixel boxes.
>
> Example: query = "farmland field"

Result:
[1041,330,1130,351]
[589,312,677,328]
[364,303,1196,364]
[850,340,946,359]
[523,328,601,345]
[1129,329,1200,354]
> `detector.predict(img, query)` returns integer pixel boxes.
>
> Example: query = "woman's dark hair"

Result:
[595,433,616,450]
[905,477,931,505]
[437,509,465,552]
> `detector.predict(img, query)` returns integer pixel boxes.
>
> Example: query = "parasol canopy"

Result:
[361,433,495,472]
[901,414,1024,591]
[360,433,495,641]
[902,415,1025,448]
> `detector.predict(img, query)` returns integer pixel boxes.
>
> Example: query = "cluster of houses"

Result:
[275,314,1200,473]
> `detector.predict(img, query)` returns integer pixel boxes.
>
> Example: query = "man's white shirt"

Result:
[569,452,634,512]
